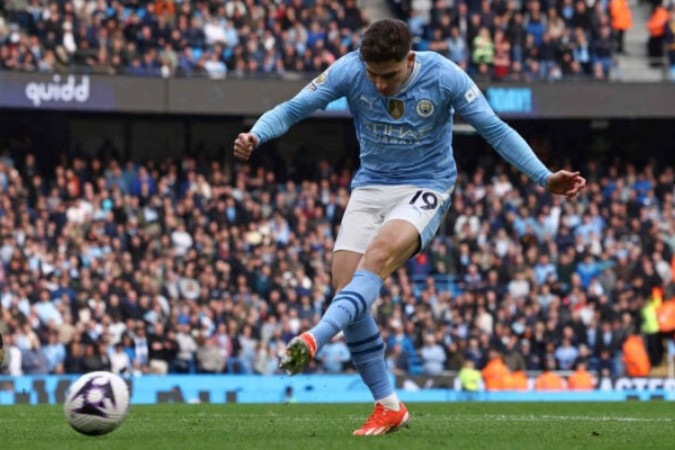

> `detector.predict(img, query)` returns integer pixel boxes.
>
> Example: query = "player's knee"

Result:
[361,243,397,275]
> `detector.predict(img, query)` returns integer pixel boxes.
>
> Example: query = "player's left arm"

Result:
[445,62,586,199]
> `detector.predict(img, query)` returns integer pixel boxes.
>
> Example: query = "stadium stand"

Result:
[387,0,674,81]
[0,141,673,382]
[0,0,671,80]
[0,2,673,391]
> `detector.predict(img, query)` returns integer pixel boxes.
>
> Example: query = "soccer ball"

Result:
[63,371,130,436]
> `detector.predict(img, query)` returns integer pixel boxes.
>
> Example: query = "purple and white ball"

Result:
[63,371,130,436]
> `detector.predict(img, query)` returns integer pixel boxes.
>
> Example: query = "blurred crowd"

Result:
[390,0,643,81]
[0,140,673,380]
[1,0,670,81]
[0,0,367,78]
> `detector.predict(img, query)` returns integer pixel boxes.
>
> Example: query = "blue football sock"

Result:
[309,270,382,348]
[344,313,394,401]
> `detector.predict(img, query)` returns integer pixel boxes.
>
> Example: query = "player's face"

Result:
[364,52,415,97]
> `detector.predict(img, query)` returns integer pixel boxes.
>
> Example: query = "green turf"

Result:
[1,402,675,450]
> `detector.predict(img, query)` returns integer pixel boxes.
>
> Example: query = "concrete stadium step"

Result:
[358,0,395,21]
[614,0,662,81]
[615,56,667,81]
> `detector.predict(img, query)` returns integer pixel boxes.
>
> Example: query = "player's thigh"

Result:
[358,219,421,278]
[384,185,453,251]
[334,187,387,255]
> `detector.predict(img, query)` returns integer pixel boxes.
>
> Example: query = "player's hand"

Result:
[546,170,586,200]
[233,133,259,161]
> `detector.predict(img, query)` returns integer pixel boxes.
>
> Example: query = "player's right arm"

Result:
[234,56,352,160]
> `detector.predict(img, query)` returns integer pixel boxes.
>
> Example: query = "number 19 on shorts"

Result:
[409,190,438,210]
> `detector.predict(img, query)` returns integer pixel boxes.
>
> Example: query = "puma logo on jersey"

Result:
[359,95,375,110]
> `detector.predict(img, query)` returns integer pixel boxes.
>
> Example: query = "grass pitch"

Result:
[2,402,675,450]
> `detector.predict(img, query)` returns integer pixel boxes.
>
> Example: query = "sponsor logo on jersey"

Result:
[416,99,435,117]
[364,120,433,144]
[387,99,404,119]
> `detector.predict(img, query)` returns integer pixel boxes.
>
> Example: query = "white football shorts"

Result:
[334,184,453,254]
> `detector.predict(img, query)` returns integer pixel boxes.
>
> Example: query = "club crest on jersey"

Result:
[416,99,435,118]
[387,99,404,119]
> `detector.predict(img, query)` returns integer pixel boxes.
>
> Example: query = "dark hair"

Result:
[360,19,412,64]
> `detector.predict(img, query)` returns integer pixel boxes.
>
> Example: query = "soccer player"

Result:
[234,18,586,435]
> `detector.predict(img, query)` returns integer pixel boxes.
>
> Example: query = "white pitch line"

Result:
[445,414,675,423]
[124,411,675,424]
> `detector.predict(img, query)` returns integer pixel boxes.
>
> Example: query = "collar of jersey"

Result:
[387,54,422,97]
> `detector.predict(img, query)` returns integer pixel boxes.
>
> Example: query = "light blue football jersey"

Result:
[250,51,551,192]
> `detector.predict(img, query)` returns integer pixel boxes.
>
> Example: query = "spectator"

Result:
[592,25,616,80]
[419,333,447,376]
[566,360,595,390]
[609,0,633,54]
[196,334,225,374]
[41,330,66,374]
[481,349,509,390]
[554,337,580,370]
[448,26,469,69]
[253,342,280,375]
[64,341,84,374]
[534,254,558,286]
[647,2,670,67]
[21,337,50,375]
[534,360,567,390]
[33,289,62,328]
[502,336,527,372]
[80,342,109,373]
[3,333,23,376]
[665,7,675,80]
[640,295,663,366]
[133,324,150,372]
[148,322,178,375]
[110,342,132,376]
[622,334,651,377]
[316,335,351,373]
[174,323,198,373]
[458,359,482,392]
[445,341,465,371]
[385,342,410,375]
[472,26,494,68]
[386,320,419,372]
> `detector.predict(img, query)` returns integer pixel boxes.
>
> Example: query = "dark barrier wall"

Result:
[1,72,674,118]
[167,77,307,115]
